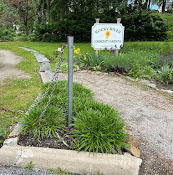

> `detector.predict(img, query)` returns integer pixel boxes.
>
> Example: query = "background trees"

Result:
[0,0,172,42]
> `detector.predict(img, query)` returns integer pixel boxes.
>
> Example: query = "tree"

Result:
[152,0,166,12]
[6,0,36,35]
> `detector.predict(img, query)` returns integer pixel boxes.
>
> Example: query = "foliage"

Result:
[129,63,157,80]
[121,10,167,41]
[0,3,19,27]
[157,12,173,41]
[21,80,129,153]
[74,51,106,70]
[21,81,92,139]
[1,0,171,42]
[0,24,16,41]
[103,50,160,73]
[72,104,129,153]
[128,62,144,79]
[158,64,173,84]
[25,161,35,170]
[6,0,37,35]
[50,167,69,175]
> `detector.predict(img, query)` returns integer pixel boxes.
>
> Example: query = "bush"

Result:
[121,10,167,41]
[0,24,16,41]
[21,80,129,153]
[103,50,160,73]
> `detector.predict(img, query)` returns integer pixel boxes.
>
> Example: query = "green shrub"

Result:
[129,63,157,80]
[142,66,157,80]
[103,50,160,74]
[128,62,143,79]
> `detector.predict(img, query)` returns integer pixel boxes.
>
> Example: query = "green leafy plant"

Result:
[50,167,69,175]
[142,66,157,80]
[158,64,173,84]
[25,161,35,170]
[72,102,129,154]
[60,62,79,72]
[93,65,101,71]
[21,81,129,153]
[74,52,106,70]
[129,62,143,79]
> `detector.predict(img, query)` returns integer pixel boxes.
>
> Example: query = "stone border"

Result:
[0,48,142,175]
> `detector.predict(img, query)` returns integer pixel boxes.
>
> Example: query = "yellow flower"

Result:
[73,56,75,58]
[119,53,122,56]
[77,48,80,52]
[84,56,86,60]
[105,31,111,37]
[74,50,77,54]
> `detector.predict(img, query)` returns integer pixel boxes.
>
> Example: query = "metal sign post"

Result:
[68,36,74,128]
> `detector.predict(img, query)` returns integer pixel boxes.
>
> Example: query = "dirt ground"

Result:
[0,50,31,84]
[1,49,173,174]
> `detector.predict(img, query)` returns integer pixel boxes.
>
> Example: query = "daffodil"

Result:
[119,53,122,56]
[77,48,80,52]
[84,56,86,60]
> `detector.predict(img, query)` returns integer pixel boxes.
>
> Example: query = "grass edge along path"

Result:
[0,45,42,142]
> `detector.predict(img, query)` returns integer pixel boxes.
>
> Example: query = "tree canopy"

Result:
[0,0,172,41]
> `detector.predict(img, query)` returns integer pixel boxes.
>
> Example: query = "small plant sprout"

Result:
[50,167,69,175]
[25,161,35,170]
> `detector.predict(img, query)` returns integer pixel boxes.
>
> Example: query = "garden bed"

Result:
[18,80,129,155]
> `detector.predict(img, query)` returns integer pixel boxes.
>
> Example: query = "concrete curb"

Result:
[1,48,142,175]
[0,145,142,175]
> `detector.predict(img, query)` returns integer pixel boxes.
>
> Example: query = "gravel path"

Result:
[0,50,31,84]
[59,72,173,174]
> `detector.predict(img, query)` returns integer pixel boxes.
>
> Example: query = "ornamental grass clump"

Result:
[21,80,129,153]
[72,102,129,154]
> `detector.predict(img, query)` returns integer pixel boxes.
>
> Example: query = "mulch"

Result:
[18,127,75,150]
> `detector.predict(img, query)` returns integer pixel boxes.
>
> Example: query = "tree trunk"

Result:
[25,23,29,35]
[147,0,151,10]
[162,0,166,13]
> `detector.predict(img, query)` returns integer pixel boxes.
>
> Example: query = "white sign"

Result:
[91,23,124,50]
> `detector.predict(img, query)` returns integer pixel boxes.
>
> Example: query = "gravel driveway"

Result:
[59,72,173,175]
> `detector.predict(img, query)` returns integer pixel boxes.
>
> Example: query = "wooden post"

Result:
[116,18,121,56]
[95,18,100,56]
